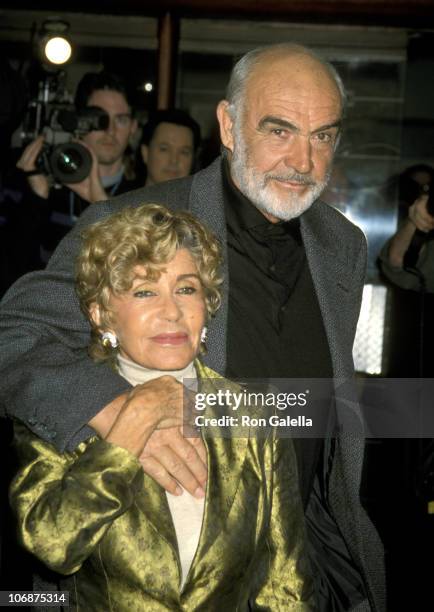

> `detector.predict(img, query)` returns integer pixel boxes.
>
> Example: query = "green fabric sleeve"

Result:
[9,423,143,575]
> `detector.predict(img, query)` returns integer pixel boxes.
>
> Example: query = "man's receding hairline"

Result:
[225,43,346,121]
[249,44,322,68]
[246,47,341,98]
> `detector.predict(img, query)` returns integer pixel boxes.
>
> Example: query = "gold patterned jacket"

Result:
[9,363,314,611]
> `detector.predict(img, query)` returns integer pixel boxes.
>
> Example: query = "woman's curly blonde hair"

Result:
[75,203,223,362]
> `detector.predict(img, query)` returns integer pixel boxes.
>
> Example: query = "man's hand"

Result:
[89,377,207,498]
[65,141,108,204]
[139,427,207,498]
[16,135,50,199]
[105,375,187,456]
[409,194,434,233]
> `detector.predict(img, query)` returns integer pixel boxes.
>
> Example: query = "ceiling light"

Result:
[40,19,72,66]
[44,36,72,65]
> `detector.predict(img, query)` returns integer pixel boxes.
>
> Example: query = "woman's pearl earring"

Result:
[101,331,119,349]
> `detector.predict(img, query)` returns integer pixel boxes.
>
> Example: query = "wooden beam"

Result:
[157,12,180,109]
[5,1,434,28]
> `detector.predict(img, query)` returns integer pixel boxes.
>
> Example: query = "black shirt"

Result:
[223,160,333,381]
[222,159,335,499]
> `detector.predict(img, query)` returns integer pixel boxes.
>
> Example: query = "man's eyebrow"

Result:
[312,120,342,134]
[258,116,342,134]
[258,116,298,131]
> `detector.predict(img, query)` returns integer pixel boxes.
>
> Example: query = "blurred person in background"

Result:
[16,71,141,263]
[138,109,201,186]
[380,164,434,289]
[379,164,434,374]
[0,60,28,297]
[378,164,434,608]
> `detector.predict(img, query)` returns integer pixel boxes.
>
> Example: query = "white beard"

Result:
[230,125,331,221]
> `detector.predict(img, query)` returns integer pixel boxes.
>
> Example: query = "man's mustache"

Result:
[264,172,316,186]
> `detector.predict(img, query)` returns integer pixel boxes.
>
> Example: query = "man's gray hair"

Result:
[225,43,347,122]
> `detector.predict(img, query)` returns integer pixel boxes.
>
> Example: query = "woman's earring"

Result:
[201,327,208,344]
[101,331,119,349]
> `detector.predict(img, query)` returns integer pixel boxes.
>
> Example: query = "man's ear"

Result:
[216,100,235,154]
[141,144,149,164]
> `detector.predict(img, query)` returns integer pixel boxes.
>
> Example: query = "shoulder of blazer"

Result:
[304,199,367,260]
[107,174,195,210]
[73,174,196,230]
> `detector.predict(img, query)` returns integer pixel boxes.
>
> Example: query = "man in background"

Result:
[379,168,434,609]
[139,108,201,186]
[16,71,140,262]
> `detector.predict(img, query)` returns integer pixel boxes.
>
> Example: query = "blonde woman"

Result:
[10,204,313,611]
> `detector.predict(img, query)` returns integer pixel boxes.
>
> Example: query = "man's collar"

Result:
[101,166,124,188]
[222,158,300,238]
[222,158,271,231]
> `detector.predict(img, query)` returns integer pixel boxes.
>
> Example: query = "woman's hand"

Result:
[104,375,191,458]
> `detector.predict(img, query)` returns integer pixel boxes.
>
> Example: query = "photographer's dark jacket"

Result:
[33,173,141,263]
[0,157,385,611]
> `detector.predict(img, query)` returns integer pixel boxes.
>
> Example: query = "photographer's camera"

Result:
[21,74,109,185]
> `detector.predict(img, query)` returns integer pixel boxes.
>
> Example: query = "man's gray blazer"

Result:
[0,157,385,610]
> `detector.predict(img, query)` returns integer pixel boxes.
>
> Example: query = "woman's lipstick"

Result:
[150,333,188,346]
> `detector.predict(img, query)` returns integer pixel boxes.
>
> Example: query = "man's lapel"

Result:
[301,200,356,380]
[189,158,229,376]
[301,201,366,444]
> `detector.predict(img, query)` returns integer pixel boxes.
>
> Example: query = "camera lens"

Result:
[49,142,92,184]
[57,147,80,173]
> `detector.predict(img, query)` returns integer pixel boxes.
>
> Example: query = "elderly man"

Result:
[0,44,384,611]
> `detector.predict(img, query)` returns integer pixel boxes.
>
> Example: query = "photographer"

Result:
[380,164,434,291]
[379,166,434,608]
[379,165,434,376]
[16,71,140,263]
